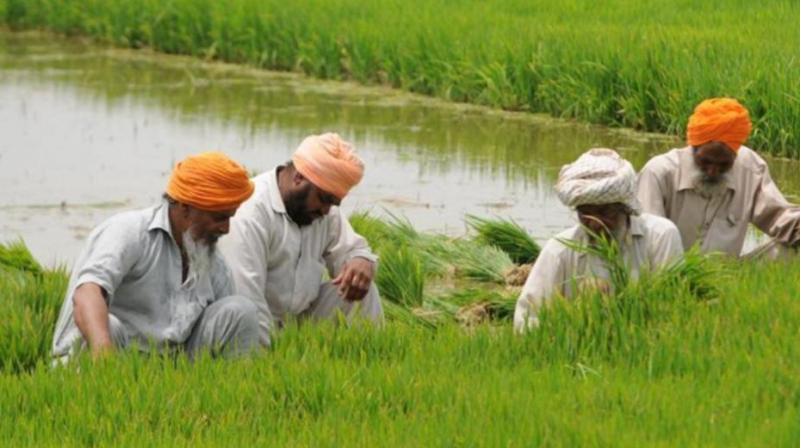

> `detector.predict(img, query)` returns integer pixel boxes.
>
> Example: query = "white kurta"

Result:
[513,213,683,332]
[219,169,382,343]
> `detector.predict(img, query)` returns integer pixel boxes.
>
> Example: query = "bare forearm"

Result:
[72,283,113,354]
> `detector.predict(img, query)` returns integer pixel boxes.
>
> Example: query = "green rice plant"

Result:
[465,214,540,264]
[4,0,800,156]
[374,245,424,308]
[424,237,514,283]
[0,266,67,373]
[0,238,43,275]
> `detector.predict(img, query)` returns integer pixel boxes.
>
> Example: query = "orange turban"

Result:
[166,152,254,211]
[292,133,364,199]
[686,98,752,152]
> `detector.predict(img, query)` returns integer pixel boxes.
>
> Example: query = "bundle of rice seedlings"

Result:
[349,211,394,251]
[465,215,541,264]
[375,245,425,308]
[446,239,514,284]
[0,239,43,275]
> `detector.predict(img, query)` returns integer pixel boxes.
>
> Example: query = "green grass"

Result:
[3,226,800,444]
[2,0,800,157]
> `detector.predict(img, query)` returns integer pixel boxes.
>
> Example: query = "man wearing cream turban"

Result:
[637,98,800,258]
[514,148,683,332]
[52,152,260,362]
[220,133,382,344]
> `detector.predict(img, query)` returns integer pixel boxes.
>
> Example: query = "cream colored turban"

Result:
[554,148,640,214]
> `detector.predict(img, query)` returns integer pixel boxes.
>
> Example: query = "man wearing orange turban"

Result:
[52,152,260,363]
[637,98,800,258]
[220,133,382,343]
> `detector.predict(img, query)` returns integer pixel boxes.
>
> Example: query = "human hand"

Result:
[331,257,375,301]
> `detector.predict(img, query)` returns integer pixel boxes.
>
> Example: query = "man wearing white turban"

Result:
[513,148,684,332]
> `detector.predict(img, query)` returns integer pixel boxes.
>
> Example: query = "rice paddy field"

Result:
[3,213,800,446]
[2,0,800,157]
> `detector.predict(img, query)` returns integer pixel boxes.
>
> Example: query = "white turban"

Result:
[554,148,640,214]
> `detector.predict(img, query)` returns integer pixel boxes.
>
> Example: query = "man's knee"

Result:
[211,295,259,329]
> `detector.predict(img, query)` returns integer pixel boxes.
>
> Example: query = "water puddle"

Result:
[1,32,798,266]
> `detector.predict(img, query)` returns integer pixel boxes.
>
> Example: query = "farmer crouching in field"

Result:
[51,152,260,363]
[219,133,382,346]
[513,149,684,332]
[637,98,800,258]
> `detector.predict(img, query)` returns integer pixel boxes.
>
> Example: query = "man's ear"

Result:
[292,170,307,187]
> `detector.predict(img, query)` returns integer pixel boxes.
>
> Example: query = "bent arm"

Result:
[72,282,113,357]
[751,168,800,246]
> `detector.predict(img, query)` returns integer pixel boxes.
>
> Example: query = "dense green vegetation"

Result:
[3,213,800,445]
[2,0,800,157]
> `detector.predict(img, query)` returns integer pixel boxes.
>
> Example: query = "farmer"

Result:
[52,152,260,362]
[637,98,800,258]
[219,133,382,345]
[513,148,684,332]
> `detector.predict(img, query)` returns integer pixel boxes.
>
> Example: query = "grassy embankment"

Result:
[1,0,799,157]
[3,214,800,445]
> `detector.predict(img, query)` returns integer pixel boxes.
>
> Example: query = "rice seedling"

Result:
[465,214,540,264]
[374,245,424,308]
[0,238,43,275]
[0,242,67,373]
[2,237,800,444]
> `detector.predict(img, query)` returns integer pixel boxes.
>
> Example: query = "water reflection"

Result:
[1,32,798,265]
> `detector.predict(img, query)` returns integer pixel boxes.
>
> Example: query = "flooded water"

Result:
[2,32,799,266]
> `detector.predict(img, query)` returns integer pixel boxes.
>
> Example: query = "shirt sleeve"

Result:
[637,166,668,217]
[513,238,566,333]
[750,167,800,246]
[219,209,273,343]
[72,216,142,303]
[322,208,378,276]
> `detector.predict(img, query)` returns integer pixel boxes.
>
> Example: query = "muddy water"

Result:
[1,33,799,266]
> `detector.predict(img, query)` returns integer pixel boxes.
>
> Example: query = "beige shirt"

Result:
[513,213,683,332]
[219,169,377,343]
[637,146,800,256]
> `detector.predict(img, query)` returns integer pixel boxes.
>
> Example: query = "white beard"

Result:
[182,229,212,285]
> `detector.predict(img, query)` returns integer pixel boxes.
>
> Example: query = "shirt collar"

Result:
[676,146,739,193]
[147,199,174,237]
[265,167,288,215]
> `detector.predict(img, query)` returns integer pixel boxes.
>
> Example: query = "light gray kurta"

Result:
[219,169,382,344]
[637,146,800,256]
[51,201,259,361]
[513,213,683,332]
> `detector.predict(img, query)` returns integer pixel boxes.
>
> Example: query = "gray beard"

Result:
[182,229,213,284]
[691,171,730,199]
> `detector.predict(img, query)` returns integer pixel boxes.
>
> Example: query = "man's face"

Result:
[285,181,340,227]
[187,207,238,247]
[576,203,628,240]
[693,141,736,183]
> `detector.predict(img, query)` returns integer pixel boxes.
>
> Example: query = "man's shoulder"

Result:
[91,204,160,238]
[733,146,769,176]
[541,226,583,255]
[638,213,680,236]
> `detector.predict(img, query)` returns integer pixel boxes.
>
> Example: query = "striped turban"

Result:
[555,148,640,214]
